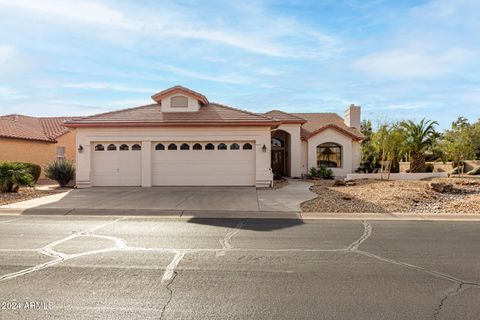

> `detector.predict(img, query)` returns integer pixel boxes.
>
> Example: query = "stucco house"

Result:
[65,86,364,188]
[0,115,76,181]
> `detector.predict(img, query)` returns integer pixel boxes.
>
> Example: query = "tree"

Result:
[400,118,439,173]
[359,120,377,173]
[371,122,406,179]
[441,117,480,173]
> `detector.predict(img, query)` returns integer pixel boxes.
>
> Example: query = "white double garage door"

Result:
[92,141,256,186]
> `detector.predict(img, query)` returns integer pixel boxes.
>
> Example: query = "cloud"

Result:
[0,45,15,65]
[154,63,251,84]
[0,0,140,29]
[0,86,25,99]
[63,82,154,93]
[0,0,340,58]
[353,47,472,79]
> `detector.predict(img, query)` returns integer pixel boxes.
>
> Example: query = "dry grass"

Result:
[301,178,480,214]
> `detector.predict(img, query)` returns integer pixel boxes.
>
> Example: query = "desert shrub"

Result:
[308,166,334,179]
[45,159,75,187]
[318,165,334,179]
[308,167,318,178]
[16,162,41,183]
[0,162,34,192]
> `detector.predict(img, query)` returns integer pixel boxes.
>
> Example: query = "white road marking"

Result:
[347,220,372,251]
[0,217,126,282]
[1,217,478,292]
[217,221,244,257]
[161,250,186,284]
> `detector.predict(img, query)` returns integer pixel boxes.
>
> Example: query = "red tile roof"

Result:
[264,110,307,124]
[292,113,364,140]
[65,103,279,127]
[0,115,74,142]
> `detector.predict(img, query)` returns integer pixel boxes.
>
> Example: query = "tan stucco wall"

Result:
[0,131,76,179]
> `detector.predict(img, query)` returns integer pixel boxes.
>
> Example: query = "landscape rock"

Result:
[345,180,356,186]
[333,180,346,187]
[466,166,480,175]
[429,182,454,193]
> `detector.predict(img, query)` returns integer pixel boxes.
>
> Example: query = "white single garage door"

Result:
[152,141,255,186]
[92,142,142,186]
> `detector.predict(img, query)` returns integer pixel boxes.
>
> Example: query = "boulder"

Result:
[345,180,356,186]
[333,180,346,187]
[466,166,480,175]
[429,182,454,193]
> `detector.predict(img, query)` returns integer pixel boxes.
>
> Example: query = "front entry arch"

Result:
[271,130,291,178]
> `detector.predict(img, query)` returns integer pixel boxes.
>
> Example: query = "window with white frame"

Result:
[56,146,65,159]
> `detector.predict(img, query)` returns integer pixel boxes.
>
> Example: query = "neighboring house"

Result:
[0,115,76,181]
[65,86,364,188]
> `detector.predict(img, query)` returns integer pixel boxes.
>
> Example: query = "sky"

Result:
[0,0,479,128]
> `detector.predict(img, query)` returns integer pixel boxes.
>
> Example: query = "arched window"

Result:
[193,143,202,150]
[155,143,165,150]
[243,143,253,150]
[271,138,283,148]
[119,144,129,151]
[170,96,188,108]
[218,143,227,150]
[107,144,117,151]
[317,143,342,168]
[132,144,141,151]
[230,143,240,150]
[168,143,177,150]
[95,144,104,151]
[180,143,190,150]
[205,143,215,150]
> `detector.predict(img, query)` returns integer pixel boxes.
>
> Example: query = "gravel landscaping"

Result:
[301,178,480,214]
[0,187,68,206]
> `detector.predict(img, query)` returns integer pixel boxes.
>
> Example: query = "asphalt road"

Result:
[0,215,479,320]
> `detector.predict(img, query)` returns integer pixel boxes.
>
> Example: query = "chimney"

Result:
[344,104,361,129]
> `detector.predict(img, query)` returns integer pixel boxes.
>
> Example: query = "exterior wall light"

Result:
[78,145,83,153]
[262,144,267,152]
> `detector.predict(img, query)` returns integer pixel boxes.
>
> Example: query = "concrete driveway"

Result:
[0,180,317,215]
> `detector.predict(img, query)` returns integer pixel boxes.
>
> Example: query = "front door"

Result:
[271,149,285,177]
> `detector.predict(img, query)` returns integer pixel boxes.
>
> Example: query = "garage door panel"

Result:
[152,142,255,186]
[93,143,142,187]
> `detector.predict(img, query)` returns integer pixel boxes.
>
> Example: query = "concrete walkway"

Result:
[257,179,317,211]
[0,180,317,216]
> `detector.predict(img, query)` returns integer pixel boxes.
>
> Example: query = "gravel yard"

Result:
[0,187,68,206]
[301,178,480,214]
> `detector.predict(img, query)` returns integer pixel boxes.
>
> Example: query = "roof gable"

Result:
[292,113,364,140]
[151,85,209,105]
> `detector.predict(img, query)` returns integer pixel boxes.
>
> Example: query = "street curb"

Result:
[1,208,479,221]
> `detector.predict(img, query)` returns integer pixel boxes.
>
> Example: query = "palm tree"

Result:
[400,118,439,173]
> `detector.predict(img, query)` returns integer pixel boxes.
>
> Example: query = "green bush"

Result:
[0,162,34,192]
[45,159,75,187]
[318,165,334,179]
[307,166,334,179]
[16,162,41,183]
[308,167,318,178]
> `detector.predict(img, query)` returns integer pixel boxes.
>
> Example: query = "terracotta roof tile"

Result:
[65,103,278,127]
[264,110,307,124]
[0,115,74,142]
[292,113,364,140]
